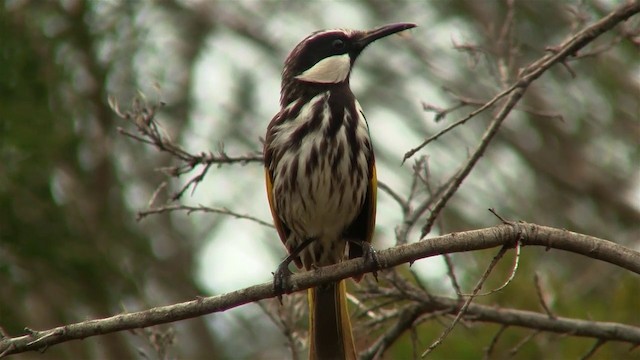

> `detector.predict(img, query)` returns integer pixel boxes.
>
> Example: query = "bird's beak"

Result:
[355,22,417,50]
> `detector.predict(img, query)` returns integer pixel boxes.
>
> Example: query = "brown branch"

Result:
[580,339,607,360]
[508,330,541,357]
[377,180,408,213]
[420,86,526,237]
[110,97,263,166]
[109,95,263,201]
[483,325,509,360]
[136,204,274,228]
[443,254,463,299]
[403,1,640,162]
[375,293,638,358]
[423,89,563,122]
[359,304,423,360]
[1,223,639,356]
[416,2,640,237]
[422,244,512,357]
[534,272,556,319]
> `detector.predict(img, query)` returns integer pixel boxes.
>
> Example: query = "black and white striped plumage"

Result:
[264,23,416,360]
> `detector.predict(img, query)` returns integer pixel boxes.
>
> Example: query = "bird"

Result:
[264,23,416,360]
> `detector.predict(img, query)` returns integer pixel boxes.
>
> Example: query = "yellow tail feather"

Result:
[308,280,356,360]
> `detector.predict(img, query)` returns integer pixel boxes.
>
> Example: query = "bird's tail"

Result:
[308,280,356,360]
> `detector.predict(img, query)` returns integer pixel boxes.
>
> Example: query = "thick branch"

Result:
[361,293,640,360]
[1,223,639,356]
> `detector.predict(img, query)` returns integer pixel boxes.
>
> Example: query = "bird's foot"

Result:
[273,262,293,304]
[361,242,381,282]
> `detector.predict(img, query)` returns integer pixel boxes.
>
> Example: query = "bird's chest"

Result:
[270,96,371,238]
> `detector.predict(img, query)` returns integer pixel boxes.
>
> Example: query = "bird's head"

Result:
[280,23,416,104]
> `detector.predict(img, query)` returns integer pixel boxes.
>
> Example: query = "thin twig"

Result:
[458,240,521,297]
[420,86,526,237]
[137,204,274,228]
[404,1,640,164]
[508,330,541,357]
[377,180,408,213]
[443,254,463,300]
[421,245,510,357]
[110,95,263,203]
[483,325,508,360]
[579,339,607,360]
[534,272,556,319]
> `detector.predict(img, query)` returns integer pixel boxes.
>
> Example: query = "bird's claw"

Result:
[273,262,293,304]
[362,242,381,282]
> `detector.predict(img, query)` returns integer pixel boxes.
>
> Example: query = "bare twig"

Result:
[136,204,274,228]
[360,304,425,360]
[421,245,511,357]
[534,272,556,319]
[403,1,640,163]
[420,86,526,237]
[443,254,463,299]
[110,95,263,202]
[424,89,564,122]
[377,180,408,213]
[257,298,302,360]
[508,330,541,357]
[421,100,467,122]
[579,339,607,360]
[484,325,508,360]
[458,240,521,297]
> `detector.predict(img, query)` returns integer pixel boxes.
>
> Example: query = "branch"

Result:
[109,95,263,200]
[136,204,274,228]
[419,86,525,237]
[2,223,639,356]
[363,289,640,360]
[403,1,640,161]
[412,295,638,348]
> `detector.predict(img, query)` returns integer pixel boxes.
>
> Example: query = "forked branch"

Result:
[1,223,639,356]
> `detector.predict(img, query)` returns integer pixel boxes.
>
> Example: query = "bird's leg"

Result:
[273,237,316,303]
[361,241,381,281]
[349,240,381,282]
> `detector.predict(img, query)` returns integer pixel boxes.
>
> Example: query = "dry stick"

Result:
[257,301,300,360]
[458,240,522,297]
[421,245,510,357]
[443,254,463,299]
[404,1,640,164]
[414,294,637,350]
[484,325,509,360]
[377,181,409,213]
[360,304,425,360]
[396,173,454,246]
[402,85,514,163]
[2,224,640,356]
[413,1,640,238]
[420,87,525,237]
[579,339,607,360]
[362,307,452,360]
[136,204,274,228]
[508,330,541,357]
[114,95,263,204]
[534,272,556,319]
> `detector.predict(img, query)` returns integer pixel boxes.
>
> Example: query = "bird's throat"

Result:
[295,53,351,84]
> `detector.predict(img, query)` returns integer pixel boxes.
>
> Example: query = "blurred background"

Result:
[1,0,638,359]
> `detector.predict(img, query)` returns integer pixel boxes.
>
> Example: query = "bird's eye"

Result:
[332,39,346,50]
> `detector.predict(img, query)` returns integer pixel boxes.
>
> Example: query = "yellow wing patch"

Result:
[265,168,288,244]
[367,163,377,244]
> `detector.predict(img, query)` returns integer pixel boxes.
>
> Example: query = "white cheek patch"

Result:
[295,53,351,84]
